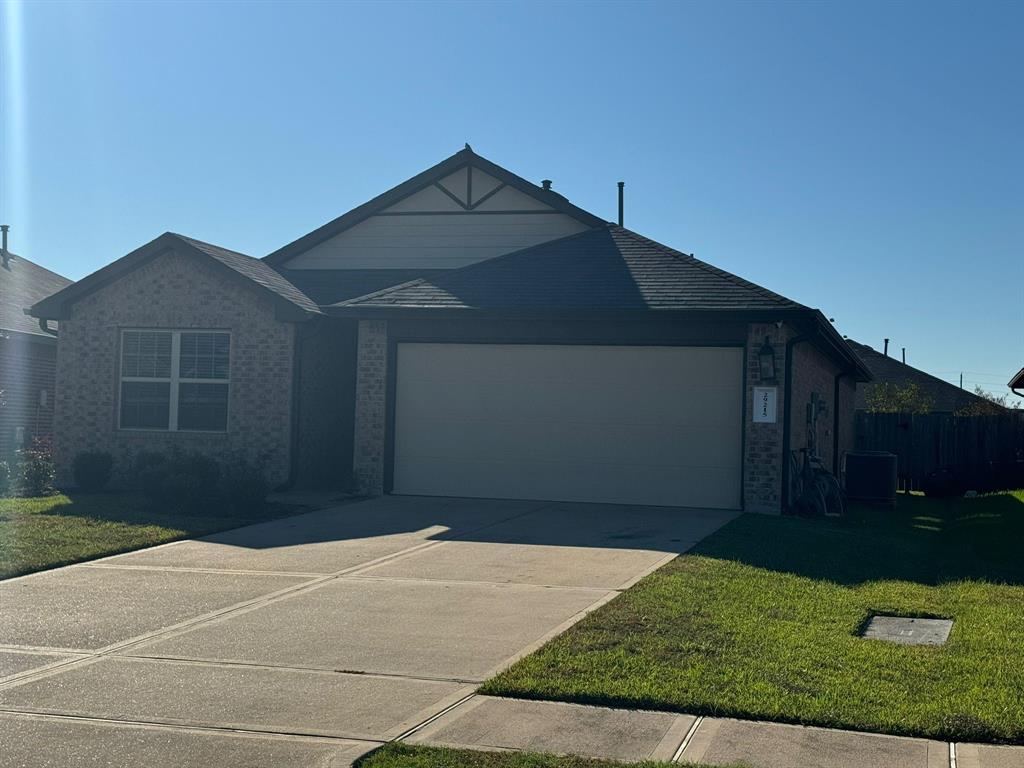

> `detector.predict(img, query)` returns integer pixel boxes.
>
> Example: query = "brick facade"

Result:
[836,376,857,471]
[742,323,858,514]
[0,334,58,457]
[352,319,388,495]
[348,319,858,512]
[790,340,843,473]
[742,323,790,514]
[53,249,297,487]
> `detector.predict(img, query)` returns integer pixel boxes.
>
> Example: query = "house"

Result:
[848,339,998,413]
[29,147,870,513]
[1010,368,1023,399]
[0,229,73,456]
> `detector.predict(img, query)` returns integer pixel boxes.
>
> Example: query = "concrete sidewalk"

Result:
[404,694,1023,768]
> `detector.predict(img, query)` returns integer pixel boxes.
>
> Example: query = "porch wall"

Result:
[352,319,388,495]
[294,318,358,488]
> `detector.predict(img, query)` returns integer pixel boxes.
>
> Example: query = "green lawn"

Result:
[0,492,302,579]
[482,491,1024,744]
[354,743,731,768]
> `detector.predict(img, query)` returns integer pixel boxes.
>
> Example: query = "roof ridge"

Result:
[613,227,805,309]
[848,338,994,401]
[608,226,694,261]
[1,251,73,283]
[333,276,431,307]
[335,227,604,307]
[170,232,257,261]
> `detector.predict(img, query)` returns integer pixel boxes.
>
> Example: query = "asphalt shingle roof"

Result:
[333,225,807,312]
[0,253,72,336]
[275,267,447,306]
[30,232,319,321]
[848,339,998,412]
[172,234,320,315]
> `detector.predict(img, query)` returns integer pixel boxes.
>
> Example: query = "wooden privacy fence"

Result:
[854,411,1024,492]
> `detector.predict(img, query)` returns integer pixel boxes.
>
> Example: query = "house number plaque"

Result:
[753,386,778,423]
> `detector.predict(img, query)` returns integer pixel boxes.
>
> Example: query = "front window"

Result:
[119,330,230,431]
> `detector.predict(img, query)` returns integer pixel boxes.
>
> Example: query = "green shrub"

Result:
[72,451,114,492]
[221,455,269,515]
[16,437,57,497]
[0,460,10,496]
[135,450,221,512]
[163,451,221,513]
[132,451,168,502]
[129,450,269,515]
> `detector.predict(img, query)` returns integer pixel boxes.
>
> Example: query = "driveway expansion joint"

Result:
[394,693,478,742]
[0,707,387,746]
[672,715,704,762]
[344,573,613,593]
[76,563,328,578]
[108,653,483,685]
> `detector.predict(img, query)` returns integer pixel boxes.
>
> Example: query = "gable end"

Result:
[265,148,607,271]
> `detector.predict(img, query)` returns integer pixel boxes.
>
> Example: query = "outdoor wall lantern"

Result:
[758,337,777,383]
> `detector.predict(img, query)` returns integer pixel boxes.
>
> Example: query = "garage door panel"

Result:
[396,417,740,468]
[393,344,742,509]
[395,456,740,509]
[399,344,738,387]
[397,378,742,428]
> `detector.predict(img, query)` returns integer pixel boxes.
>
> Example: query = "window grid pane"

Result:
[180,332,230,380]
[177,383,229,431]
[122,331,172,379]
[120,381,171,429]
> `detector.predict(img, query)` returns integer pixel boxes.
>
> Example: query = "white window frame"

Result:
[118,329,231,432]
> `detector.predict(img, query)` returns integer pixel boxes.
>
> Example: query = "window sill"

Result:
[116,429,231,438]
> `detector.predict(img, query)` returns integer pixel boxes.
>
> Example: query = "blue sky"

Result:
[2,0,1021,396]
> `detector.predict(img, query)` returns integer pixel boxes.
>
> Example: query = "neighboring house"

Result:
[848,339,998,413]
[1010,368,1024,399]
[29,147,870,513]
[0,236,73,456]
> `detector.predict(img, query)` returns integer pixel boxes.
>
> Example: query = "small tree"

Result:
[16,437,57,497]
[864,381,935,414]
[955,386,1019,416]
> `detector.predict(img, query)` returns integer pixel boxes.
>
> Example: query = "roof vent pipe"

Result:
[617,181,625,226]
[883,338,889,357]
[1,224,9,268]
[541,179,552,191]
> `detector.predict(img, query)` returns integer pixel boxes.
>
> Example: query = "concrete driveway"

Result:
[0,496,737,767]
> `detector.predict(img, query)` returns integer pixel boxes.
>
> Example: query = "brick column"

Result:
[743,322,790,514]
[352,320,387,495]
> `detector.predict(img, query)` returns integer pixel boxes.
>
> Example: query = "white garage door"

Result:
[392,343,743,509]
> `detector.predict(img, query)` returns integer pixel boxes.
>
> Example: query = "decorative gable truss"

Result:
[278,153,601,271]
[395,165,549,213]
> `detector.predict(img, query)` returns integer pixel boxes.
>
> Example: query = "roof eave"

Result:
[807,311,874,382]
[0,326,58,345]
[1009,367,1024,391]
[322,304,813,321]
[29,233,317,322]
